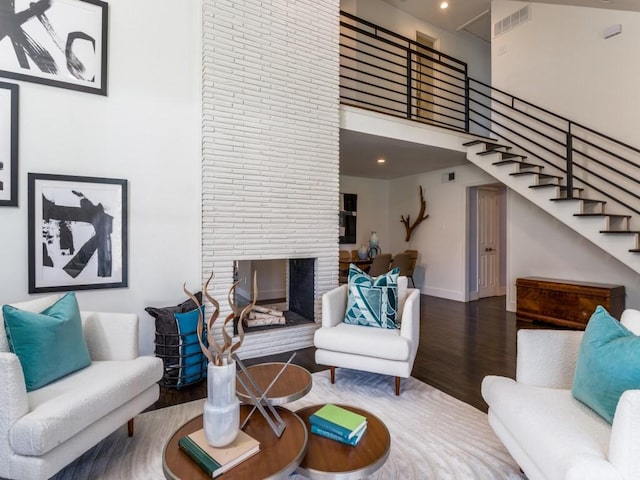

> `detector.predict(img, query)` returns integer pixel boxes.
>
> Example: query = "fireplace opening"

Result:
[233,258,316,335]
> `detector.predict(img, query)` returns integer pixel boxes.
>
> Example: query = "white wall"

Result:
[388,163,495,300]
[0,0,202,355]
[342,0,491,84]
[492,0,640,311]
[507,190,640,310]
[339,176,390,253]
[491,0,640,146]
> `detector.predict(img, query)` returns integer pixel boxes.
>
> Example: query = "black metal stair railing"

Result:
[467,78,640,217]
[340,11,469,132]
[340,10,640,219]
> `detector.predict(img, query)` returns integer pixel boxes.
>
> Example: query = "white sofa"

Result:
[0,294,163,480]
[314,276,420,395]
[482,309,640,480]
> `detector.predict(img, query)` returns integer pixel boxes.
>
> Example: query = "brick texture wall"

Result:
[202,0,340,357]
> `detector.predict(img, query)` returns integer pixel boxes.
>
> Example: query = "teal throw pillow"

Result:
[572,305,640,423]
[2,292,91,391]
[343,264,399,329]
[174,306,207,387]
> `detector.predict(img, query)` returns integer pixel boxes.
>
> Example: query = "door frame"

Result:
[477,186,501,298]
[414,32,438,123]
[464,183,507,302]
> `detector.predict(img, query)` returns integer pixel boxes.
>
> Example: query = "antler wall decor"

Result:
[183,271,258,366]
[400,185,429,242]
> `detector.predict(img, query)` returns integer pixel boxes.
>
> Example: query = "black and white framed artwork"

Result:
[0,0,108,96]
[28,173,127,293]
[0,81,18,206]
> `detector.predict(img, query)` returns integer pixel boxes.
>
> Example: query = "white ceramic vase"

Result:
[369,231,379,248]
[203,360,240,447]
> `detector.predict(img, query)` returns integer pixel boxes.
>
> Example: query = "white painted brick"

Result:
[203,0,340,357]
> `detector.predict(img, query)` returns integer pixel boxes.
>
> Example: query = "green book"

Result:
[309,404,367,438]
[178,429,260,478]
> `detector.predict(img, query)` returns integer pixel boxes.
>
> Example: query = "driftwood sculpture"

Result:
[184,272,258,366]
[400,185,429,242]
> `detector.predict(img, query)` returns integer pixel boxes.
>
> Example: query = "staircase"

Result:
[336,11,640,274]
[464,139,640,274]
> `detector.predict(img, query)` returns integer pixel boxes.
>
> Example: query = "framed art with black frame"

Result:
[0,82,18,206]
[28,173,128,293]
[0,0,108,96]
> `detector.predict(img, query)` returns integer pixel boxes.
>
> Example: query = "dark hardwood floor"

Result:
[153,295,544,413]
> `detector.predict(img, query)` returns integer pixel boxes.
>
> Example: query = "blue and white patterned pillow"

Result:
[343,264,399,329]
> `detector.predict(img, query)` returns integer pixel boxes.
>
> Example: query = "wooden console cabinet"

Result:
[516,277,625,329]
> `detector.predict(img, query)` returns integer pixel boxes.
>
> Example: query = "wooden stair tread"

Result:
[477,150,524,158]
[510,172,562,179]
[550,197,599,202]
[462,139,503,147]
[574,213,631,218]
[467,142,513,151]
[492,159,540,169]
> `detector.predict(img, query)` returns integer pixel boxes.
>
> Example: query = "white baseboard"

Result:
[422,286,465,302]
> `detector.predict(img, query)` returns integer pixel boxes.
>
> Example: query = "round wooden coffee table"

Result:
[294,404,390,479]
[163,404,308,479]
[236,362,312,405]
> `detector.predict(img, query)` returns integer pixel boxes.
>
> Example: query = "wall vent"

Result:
[494,5,530,38]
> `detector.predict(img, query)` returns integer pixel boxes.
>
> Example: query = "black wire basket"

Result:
[155,325,207,389]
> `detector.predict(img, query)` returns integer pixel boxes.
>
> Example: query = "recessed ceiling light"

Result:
[440,2,449,9]
[377,158,386,164]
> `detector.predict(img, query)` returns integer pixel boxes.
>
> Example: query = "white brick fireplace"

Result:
[201,0,340,358]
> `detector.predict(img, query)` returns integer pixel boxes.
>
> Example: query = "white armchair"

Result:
[0,294,163,480]
[482,309,640,480]
[314,276,420,395]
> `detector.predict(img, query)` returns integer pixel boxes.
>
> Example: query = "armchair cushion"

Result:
[2,292,91,391]
[572,306,640,423]
[344,265,399,329]
[314,322,410,361]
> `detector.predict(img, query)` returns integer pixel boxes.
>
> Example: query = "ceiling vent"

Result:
[494,5,530,38]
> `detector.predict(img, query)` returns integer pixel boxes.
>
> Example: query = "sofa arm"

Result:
[81,311,139,361]
[400,289,420,347]
[0,352,29,470]
[609,389,640,479]
[321,285,348,328]
[516,329,584,388]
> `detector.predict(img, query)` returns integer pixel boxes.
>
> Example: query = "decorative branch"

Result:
[400,185,429,242]
[185,271,258,366]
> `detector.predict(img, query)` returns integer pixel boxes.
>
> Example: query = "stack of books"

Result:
[178,429,260,478]
[309,403,367,446]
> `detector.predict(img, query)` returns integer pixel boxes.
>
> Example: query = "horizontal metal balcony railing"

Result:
[340,11,640,216]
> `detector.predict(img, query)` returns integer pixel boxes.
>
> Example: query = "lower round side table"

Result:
[163,404,308,479]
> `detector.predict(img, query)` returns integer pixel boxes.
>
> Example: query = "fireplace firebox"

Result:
[233,257,316,334]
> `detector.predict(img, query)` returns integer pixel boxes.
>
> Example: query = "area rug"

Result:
[53,369,525,479]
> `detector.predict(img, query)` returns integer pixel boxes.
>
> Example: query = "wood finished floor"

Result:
[153,295,546,413]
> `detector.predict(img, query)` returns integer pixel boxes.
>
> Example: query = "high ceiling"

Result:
[340,1,640,180]
[380,0,640,42]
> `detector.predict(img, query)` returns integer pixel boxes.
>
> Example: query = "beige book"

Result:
[180,428,260,478]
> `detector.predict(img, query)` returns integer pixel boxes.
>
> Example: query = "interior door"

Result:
[477,187,500,298]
